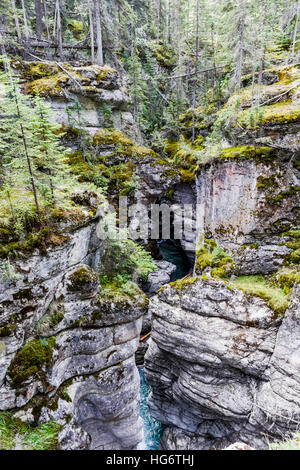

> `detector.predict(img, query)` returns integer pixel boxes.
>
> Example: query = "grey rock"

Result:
[145,277,300,450]
[195,157,299,275]
[143,260,177,296]
[0,217,145,450]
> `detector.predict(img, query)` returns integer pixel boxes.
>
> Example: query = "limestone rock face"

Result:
[145,277,300,450]
[195,155,299,274]
[14,60,134,137]
[143,260,177,297]
[172,183,197,266]
[135,162,180,204]
[0,218,145,450]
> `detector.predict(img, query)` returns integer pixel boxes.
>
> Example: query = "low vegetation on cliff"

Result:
[0,0,300,453]
[0,412,61,450]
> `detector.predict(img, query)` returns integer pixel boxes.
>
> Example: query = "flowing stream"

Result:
[138,367,163,450]
[158,239,191,280]
[138,240,191,449]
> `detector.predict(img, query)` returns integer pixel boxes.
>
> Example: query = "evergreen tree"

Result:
[0,71,41,216]
[31,96,70,206]
[0,70,71,219]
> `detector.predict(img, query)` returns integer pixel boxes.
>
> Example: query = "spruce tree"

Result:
[30,96,70,207]
[0,71,41,217]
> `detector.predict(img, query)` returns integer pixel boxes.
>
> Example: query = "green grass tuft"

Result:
[0,412,61,450]
[232,275,290,316]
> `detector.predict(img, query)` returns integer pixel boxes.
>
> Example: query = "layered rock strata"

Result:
[145,278,300,450]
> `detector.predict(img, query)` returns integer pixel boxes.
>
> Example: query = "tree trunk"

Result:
[156,0,162,39]
[291,0,300,62]
[257,1,268,104]
[167,0,171,43]
[43,0,50,42]
[21,0,29,41]
[235,0,246,89]
[94,0,103,65]
[35,0,44,39]
[55,0,63,60]
[88,0,95,63]
[0,33,8,71]
[0,16,8,70]
[10,0,21,42]
[192,0,200,144]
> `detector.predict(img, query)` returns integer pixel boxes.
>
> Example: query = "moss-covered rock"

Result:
[195,238,234,278]
[8,338,56,388]
[23,73,70,97]
[167,276,200,291]
[271,267,300,294]
[67,19,84,40]
[220,145,276,162]
[67,128,158,199]
[239,100,300,126]
[0,226,71,260]
[20,60,118,97]
[97,280,148,314]
[152,41,176,69]
[68,266,98,292]
[93,129,156,159]
[230,274,291,317]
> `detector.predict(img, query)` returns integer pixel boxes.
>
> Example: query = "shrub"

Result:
[100,236,156,284]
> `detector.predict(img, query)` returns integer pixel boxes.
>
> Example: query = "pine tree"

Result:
[0,71,71,218]
[0,71,41,217]
[30,96,70,206]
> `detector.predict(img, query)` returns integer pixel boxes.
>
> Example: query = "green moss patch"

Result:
[152,42,176,69]
[231,275,290,317]
[21,60,118,97]
[239,100,300,126]
[195,238,233,278]
[266,186,300,205]
[67,129,157,198]
[68,266,98,292]
[93,129,156,159]
[0,227,70,260]
[271,267,300,294]
[23,73,70,97]
[67,19,84,40]
[8,338,56,388]
[168,276,199,291]
[98,279,148,311]
[220,145,276,161]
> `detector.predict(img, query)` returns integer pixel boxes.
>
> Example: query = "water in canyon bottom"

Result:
[137,240,189,449]
[158,239,191,281]
[138,367,163,450]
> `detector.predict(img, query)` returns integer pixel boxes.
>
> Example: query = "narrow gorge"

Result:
[0,0,299,453]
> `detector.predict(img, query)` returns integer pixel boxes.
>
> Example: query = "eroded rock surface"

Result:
[145,278,300,450]
[0,217,145,450]
[196,153,299,275]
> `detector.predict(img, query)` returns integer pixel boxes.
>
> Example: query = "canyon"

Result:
[0,59,299,451]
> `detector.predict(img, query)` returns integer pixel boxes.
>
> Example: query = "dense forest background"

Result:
[1,0,300,143]
[0,0,300,258]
